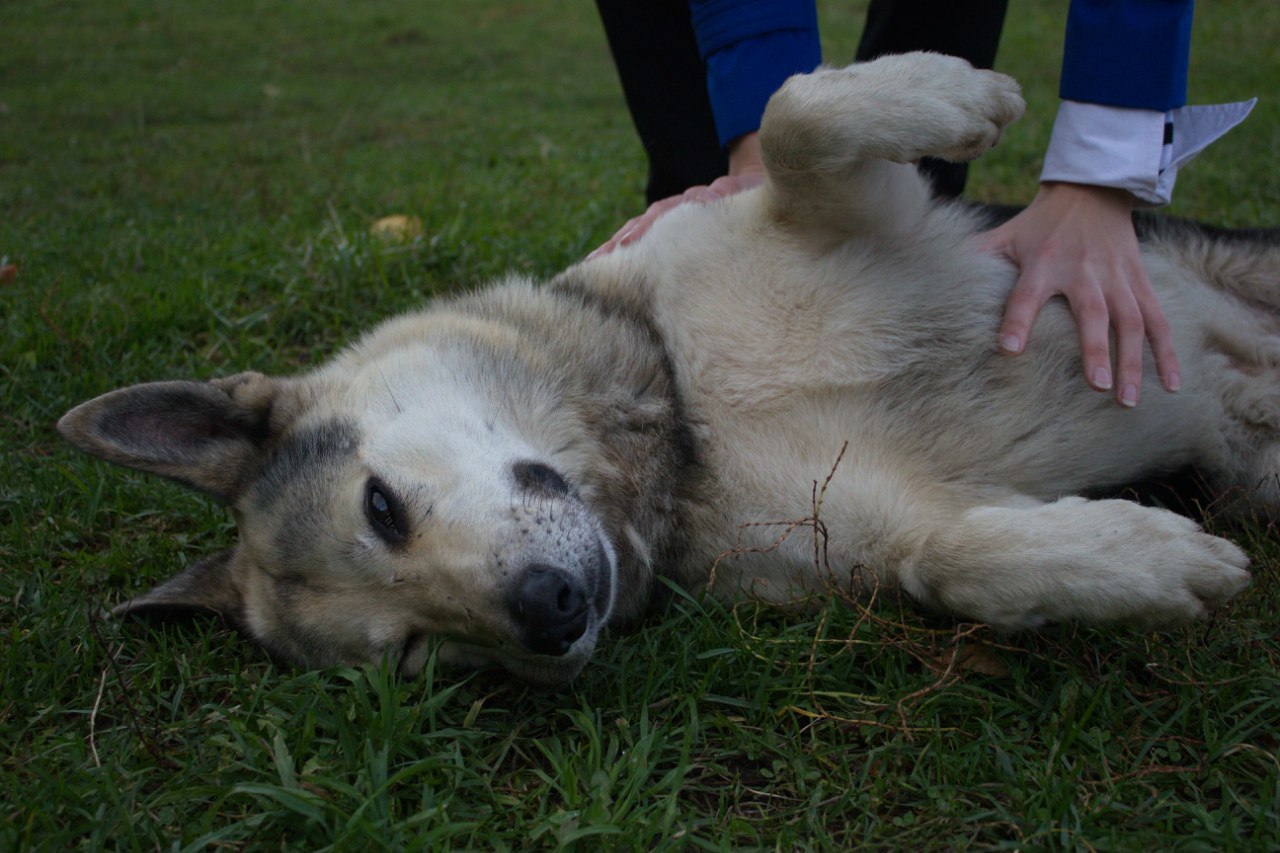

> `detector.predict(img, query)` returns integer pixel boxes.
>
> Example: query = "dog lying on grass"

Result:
[60,54,1275,685]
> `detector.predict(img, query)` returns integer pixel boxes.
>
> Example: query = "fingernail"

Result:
[999,335,1022,354]
[1092,367,1112,390]
[1167,371,1181,392]
[1119,384,1138,407]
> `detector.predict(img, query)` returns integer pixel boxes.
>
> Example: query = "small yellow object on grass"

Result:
[370,215,424,242]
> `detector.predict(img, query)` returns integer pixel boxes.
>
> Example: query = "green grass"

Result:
[3,0,1278,848]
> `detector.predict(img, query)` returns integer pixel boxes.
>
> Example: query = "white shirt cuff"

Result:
[1040,99,1256,206]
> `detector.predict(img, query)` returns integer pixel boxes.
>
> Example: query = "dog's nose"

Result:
[510,563,589,656]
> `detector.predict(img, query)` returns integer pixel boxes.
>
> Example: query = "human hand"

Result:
[588,133,767,258]
[978,182,1180,407]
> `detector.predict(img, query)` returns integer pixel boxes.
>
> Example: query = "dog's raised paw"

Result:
[864,52,1026,163]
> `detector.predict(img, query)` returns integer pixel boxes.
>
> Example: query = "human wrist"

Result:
[727,132,765,177]
[1037,181,1136,211]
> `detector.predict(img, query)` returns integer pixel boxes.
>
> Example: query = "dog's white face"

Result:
[58,361,618,686]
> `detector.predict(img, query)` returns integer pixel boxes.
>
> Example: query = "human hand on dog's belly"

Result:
[589,132,766,258]
[979,180,1181,408]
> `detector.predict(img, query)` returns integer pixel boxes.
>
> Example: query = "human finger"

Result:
[1132,267,1181,392]
[589,172,765,260]
[1068,281,1115,393]
[588,194,686,258]
[708,171,766,197]
[617,184,727,249]
[617,195,686,247]
[588,212,647,259]
[996,265,1054,356]
[1106,284,1145,407]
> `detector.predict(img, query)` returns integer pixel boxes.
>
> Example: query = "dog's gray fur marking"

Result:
[60,54,1269,684]
[544,268,705,617]
[253,419,359,510]
[251,419,361,566]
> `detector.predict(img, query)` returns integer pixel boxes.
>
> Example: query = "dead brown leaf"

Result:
[925,641,1010,678]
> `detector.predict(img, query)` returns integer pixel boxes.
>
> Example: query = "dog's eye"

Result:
[365,478,407,544]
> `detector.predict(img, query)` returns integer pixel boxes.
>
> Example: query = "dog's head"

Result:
[58,355,620,686]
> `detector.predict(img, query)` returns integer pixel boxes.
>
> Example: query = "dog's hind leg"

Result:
[758,53,1024,237]
[1158,231,1280,512]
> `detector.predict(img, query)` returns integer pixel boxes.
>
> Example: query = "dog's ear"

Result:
[58,371,284,503]
[112,549,244,625]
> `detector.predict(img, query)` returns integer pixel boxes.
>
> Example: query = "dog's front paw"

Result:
[1044,499,1251,629]
[933,72,1024,163]
[867,52,1025,163]
[921,498,1250,632]
[1120,511,1252,629]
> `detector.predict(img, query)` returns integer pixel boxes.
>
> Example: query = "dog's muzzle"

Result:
[508,563,590,656]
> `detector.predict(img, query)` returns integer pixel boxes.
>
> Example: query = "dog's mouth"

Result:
[590,536,616,619]
[429,628,597,686]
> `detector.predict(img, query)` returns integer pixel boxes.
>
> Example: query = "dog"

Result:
[59,54,1275,685]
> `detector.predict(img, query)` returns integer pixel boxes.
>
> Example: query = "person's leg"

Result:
[856,0,1009,197]
[595,0,727,204]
